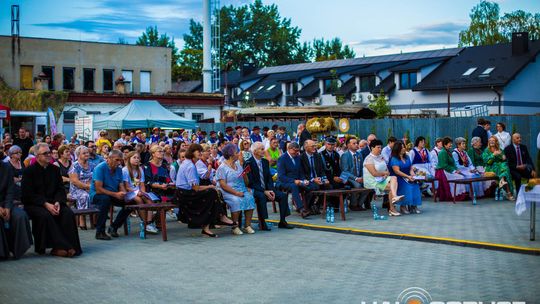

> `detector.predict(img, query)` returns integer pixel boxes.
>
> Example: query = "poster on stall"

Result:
[74,115,94,141]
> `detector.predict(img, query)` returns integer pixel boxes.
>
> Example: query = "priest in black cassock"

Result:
[0,161,33,260]
[22,143,82,257]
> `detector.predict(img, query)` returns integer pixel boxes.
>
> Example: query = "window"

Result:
[140,71,151,93]
[266,84,276,91]
[462,67,477,76]
[285,82,297,96]
[103,69,114,92]
[63,111,77,123]
[83,68,95,92]
[256,85,264,92]
[175,112,185,117]
[192,113,204,122]
[63,67,75,91]
[360,76,376,92]
[20,65,33,90]
[324,79,340,94]
[42,66,54,90]
[400,72,417,90]
[480,67,495,77]
[122,70,133,93]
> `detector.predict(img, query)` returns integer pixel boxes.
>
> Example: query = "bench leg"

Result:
[321,194,327,219]
[469,183,476,205]
[339,195,346,221]
[272,201,277,213]
[431,181,438,202]
[160,209,167,241]
[453,183,457,204]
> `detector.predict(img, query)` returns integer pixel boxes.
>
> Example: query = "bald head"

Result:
[304,139,317,154]
[367,134,377,143]
[512,133,521,145]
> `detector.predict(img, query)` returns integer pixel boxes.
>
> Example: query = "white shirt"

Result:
[381,145,392,164]
[495,131,511,149]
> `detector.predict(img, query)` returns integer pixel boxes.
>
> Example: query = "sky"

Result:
[1,0,539,57]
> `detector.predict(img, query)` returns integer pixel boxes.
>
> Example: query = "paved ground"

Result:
[1,196,539,303]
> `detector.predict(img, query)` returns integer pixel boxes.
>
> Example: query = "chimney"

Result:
[241,63,256,77]
[512,32,529,56]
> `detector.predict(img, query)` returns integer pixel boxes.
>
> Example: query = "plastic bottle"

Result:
[326,207,331,223]
[495,189,500,201]
[343,199,348,213]
[139,221,145,239]
[126,217,131,234]
[500,189,506,201]
[329,207,335,223]
[372,204,388,220]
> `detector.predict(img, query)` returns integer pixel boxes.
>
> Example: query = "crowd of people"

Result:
[0,119,537,259]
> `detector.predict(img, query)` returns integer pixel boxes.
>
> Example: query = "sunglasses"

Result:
[39,151,52,156]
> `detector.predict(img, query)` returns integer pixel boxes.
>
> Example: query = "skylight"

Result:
[256,85,264,91]
[266,84,276,91]
[462,67,477,76]
[480,67,495,75]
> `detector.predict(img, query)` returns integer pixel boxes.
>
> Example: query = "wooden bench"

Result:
[125,203,176,241]
[73,208,100,229]
[424,177,438,202]
[312,188,373,221]
[447,176,498,204]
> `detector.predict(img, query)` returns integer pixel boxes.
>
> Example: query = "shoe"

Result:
[232,227,244,235]
[167,211,177,221]
[259,221,271,231]
[244,226,256,234]
[67,249,77,257]
[389,210,401,216]
[300,209,311,219]
[201,230,218,238]
[50,249,69,257]
[218,220,235,226]
[392,195,405,204]
[107,226,119,238]
[278,221,294,229]
[95,231,112,240]
[79,226,88,230]
[410,206,422,214]
[425,188,433,196]
[400,206,410,215]
[507,193,515,201]
[146,223,159,234]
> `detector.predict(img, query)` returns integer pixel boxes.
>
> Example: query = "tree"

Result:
[368,89,391,118]
[136,26,181,81]
[459,1,540,46]
[178,0,354,80]
[117,38,129,45]
[312,38,355,62]
[459,1,505,46]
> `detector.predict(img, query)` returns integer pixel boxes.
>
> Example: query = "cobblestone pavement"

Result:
[1,197,539,303]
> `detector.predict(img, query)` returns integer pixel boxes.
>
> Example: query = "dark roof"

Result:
[414,41,540,91]
[337,77,356,96]
[349,61,406,76]
[390,57,449,72]
[371,73,396,94]
[312,64,367,79]
[295,79,320,98]
[223,70,262,87]
[171,80,202,93]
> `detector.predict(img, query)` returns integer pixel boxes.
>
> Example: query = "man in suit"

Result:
[277,142,314,218]
[504,133,536,195]
[297,124,311,151]
[300,140,331,214]
[360,134,377,159]
[472,118,488,149]
[245,142,293,230]
[340,137,373,210]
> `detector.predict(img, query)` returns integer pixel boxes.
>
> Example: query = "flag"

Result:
[48,107,57,136]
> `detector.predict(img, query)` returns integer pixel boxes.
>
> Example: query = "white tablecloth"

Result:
[515,185,540,216]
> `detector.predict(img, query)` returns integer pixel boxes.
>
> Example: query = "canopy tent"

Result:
[93,100,197,130]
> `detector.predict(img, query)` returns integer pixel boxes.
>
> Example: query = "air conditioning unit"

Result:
[367,94,374,101]
[268,101,277,107]
[351,93,362,103]
[313,97,321,105]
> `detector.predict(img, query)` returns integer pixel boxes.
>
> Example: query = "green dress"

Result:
[437,148,457,173]
[482,149,514,194]
[467,147,485,167]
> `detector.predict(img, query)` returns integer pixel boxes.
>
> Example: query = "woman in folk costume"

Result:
[435,137,468,201]
[452,137,489,198]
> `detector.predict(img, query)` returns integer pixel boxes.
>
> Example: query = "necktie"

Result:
[258,161,265,189]
[290,155,295,166]
[516,146,522,165]
[310,156,316,178]
[353,154,358,176]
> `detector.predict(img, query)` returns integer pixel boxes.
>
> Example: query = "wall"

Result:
[0,36,172,94]
[503,53,540,113]
[198,115,540,163]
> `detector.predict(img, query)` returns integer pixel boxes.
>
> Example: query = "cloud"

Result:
[351,21,467,51]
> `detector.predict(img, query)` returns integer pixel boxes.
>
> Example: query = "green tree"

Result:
[459,1,540,46]
[312,37,355,61]
[136,26,181,81]
[368,89,391,118]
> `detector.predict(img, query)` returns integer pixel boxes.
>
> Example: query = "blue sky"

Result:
[1,0,539,57]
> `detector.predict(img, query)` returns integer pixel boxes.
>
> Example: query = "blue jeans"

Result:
[92,194,131,233]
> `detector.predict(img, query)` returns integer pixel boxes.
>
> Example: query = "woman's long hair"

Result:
[125,151,141,181]
[390,141,405,160]
[488,135,501,153]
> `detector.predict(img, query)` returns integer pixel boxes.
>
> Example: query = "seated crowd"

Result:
[0,120,536,260]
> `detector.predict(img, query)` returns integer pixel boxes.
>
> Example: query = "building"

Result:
[177,33,540,118]
[0,36,224,136]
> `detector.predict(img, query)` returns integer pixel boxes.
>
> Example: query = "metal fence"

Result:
[198,116,540,163]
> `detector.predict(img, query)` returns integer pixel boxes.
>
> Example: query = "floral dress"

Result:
[362,153,391,195]
[215,161,255,212]
[482,148,514,194]
[69,161,95,209]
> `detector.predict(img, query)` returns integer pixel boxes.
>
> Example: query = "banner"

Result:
[48,107,57,136]
[74,115,93,141]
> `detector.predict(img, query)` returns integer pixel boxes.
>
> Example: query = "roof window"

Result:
[462,67,477,76]
[266,84,276,91]
[480,67,495,76]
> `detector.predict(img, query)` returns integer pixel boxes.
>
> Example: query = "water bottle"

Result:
[330,207,335,223]
[241,212,246,228]
[126,217,131,234]
[494,189,500,201]
[139,221,145,239]
[266,222,273,230]
[372,204,388,220]
[343,199,348,213]
[4,221,9,229]
[326,207,331,223]
[472,191,477,205]
[500,189,506,201]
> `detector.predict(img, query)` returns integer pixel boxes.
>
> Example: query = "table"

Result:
[447,176,498,204]
[312,188,373,221]
[515,185,540,241]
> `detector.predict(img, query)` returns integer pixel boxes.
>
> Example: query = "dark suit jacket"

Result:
[0,162,15,209]
[321,149,341,180]
[472,125,488,149]
[245,156,276,192]
[300,152,327,181]
[360,146,370,159]
[21,162,67,206]
[299,130,311,149]
[277,153,304,184]
[504,143,535,171]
